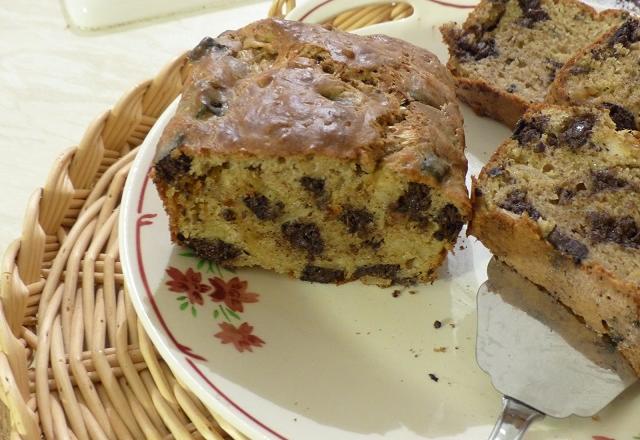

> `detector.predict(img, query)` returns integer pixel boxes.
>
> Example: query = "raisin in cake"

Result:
[151,19,471,287]
[470,104,640,374]
[440,0,625,128]
[548,17,640,131]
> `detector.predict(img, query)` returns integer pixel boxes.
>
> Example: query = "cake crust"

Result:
[156,18,469,213]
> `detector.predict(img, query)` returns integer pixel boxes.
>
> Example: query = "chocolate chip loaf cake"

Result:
[151,19,471,287]
[548,17,640,131]
[440,0,625,127]
[470,104,640,374]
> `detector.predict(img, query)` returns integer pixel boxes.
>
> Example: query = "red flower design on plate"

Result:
[165,267,210,305]
[209,276,259,312]
[214,322,265,352]
[592,437,615,440]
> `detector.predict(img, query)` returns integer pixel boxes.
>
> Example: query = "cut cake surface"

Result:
[441,0,625,127]
[471,104,640,373]
[549,17,640,132]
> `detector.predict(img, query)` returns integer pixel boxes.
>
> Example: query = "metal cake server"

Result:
[476,258,638,440]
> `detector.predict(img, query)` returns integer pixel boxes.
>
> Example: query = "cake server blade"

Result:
[476,257,638,439]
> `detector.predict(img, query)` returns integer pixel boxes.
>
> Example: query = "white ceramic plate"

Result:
[120,1,640,438]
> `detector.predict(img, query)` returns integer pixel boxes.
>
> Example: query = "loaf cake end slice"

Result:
[548,17,640,131]
[441,0,625,127]
[470,104,640,374]
[151,19,471,287]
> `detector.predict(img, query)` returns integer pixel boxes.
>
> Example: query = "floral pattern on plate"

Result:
[164,249,265,353]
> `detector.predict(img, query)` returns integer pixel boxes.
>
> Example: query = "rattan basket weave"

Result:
[0,2,413,438]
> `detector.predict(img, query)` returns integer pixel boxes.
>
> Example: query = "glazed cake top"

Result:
[155,18,469,208]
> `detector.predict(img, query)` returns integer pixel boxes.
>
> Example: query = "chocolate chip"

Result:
[591,46,615,61]
[180,236,242,262]
[154,138,191,183]
[547,228,589,263]
[353,264,400,280]
[518,0,549,27]
[558,114,596,149]
[421,154,451,182]
[604,332,625,347]
[512,116,549,145]
[506,84,517,93]
[282,221,325,255]
[488,166,505,177]
[569,65,591,75]
[221,209,236,221]
[498,190,540,220]
[300,176,329,207]
[301,265,345,283]
[591,169,628,192]
[601,103,637,131]
[517,0,543,13]
[300,176,325,196]
[434,204,464,241]
[433,320,443,329]
[339,206,374,234]
[362,237,384,250]
[587,212,640,248]
[609,18,640,48]
[197,86,228,118]
[243,193,284,220]
[189,37,228,61]
[455,35,498,60]
[428,373,439,382]
[556,187,575,204]
[546,59,563,83]
[394,183,432,224]
[534,142,546,153]
[395,276,417,286]
[474,188,484,197]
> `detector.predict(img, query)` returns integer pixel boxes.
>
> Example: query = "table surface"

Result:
[0,0,271,435]
[0,0,272,252]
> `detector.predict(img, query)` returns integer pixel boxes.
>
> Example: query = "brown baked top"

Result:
[155,19,469,209]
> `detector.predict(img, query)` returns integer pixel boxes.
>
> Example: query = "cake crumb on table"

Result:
[428,373,439,382]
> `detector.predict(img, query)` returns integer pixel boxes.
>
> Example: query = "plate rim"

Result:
[119,98,283,440]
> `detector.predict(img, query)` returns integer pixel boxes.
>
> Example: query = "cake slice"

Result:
[440,0,625,127]
[151,19,471,287]
[470,104,640,374]
[548,17,640,131]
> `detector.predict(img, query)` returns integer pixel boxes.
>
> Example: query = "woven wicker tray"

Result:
[0,1,413,438]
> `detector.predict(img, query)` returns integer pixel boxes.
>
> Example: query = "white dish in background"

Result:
[61,0,264,31]
[119,0,640,438]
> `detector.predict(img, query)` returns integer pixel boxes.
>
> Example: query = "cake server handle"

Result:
[488,396,545,440]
